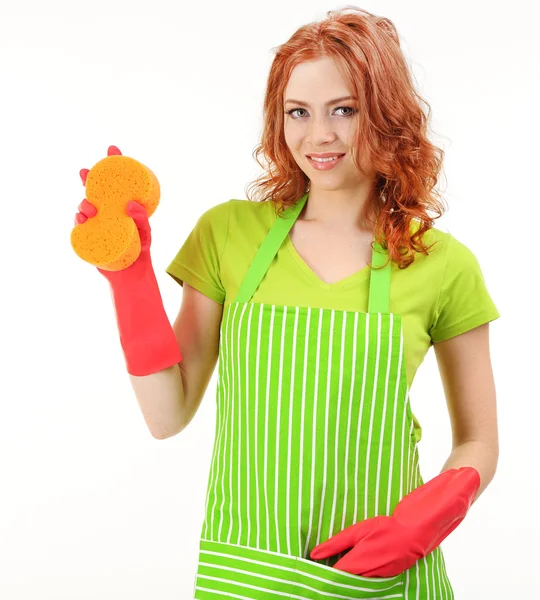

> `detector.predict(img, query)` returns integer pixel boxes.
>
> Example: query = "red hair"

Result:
[245,6,447,269]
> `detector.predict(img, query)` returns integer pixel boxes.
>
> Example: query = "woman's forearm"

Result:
[129,363,186,440]
[440,440,499,500]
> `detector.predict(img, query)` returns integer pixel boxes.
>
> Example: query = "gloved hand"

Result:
[310,467,481,577]
[75,147,182,376]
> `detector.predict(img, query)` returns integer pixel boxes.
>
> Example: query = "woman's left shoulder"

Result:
[403,220,450,272]
[410,219,450,248]
[410,220,481,266]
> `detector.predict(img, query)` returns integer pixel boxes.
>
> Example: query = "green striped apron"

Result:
[193,193,454,599]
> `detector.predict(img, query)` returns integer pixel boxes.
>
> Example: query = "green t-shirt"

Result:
[165,199,500,442]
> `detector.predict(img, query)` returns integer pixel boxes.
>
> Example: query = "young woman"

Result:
[76,7,499,599]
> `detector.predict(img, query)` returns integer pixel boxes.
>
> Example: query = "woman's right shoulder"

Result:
[200,198,278,233]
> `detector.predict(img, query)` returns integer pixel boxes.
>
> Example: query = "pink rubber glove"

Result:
[310,467,481,577]
[75,147,182,376]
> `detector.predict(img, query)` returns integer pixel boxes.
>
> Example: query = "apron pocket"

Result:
[292,556,405,599]
[194,538,298,599]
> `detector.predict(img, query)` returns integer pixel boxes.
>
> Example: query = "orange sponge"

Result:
[71,145,160,271]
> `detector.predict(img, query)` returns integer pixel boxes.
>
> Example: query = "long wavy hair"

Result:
[245,6,448,269]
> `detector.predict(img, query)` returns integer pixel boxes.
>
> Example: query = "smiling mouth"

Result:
[307,154,345,162]
[305,154,346,172]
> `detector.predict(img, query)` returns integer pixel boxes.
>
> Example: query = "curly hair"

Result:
[245,6,448,269]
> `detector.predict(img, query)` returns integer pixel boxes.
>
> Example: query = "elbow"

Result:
[151,424,184,440]
[149,415,186,440]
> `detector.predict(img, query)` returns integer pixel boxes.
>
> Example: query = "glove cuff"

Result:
[109,261,183,376]
[393,467,481,556]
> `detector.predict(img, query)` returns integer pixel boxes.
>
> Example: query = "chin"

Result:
[309,182,346,192]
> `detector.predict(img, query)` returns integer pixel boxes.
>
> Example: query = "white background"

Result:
[1,0,538,598]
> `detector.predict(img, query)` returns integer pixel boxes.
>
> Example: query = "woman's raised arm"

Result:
[129,283,223,440]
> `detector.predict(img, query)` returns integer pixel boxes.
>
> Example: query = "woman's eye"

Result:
[285,106,356,118]
[286,108,308,118]
[335,107,355,117]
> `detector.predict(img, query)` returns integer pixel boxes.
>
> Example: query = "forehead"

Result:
[284,56,351,100]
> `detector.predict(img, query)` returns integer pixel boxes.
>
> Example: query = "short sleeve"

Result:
[429,235,500,343]
[165,201,231,304]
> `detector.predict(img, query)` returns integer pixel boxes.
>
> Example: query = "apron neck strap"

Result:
[234,192,391,313]
[234,193,308,304]
[368,239,391,314]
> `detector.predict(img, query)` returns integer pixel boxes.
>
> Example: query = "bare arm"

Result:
[433,322,499,500]
[128,283,223,439]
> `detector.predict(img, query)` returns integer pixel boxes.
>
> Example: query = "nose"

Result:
[306,115,338,146]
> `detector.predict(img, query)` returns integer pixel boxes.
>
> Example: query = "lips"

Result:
[306,153,345,159]
[306,154,346,170]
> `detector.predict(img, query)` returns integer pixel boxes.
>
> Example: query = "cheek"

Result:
[284,124,301,149]
[344,121,357,144]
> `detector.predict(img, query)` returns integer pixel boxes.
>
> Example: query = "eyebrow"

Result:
[284,96,357,107]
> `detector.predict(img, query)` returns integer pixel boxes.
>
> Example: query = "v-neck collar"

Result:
[283,232,372,291]
[236,193,391,312]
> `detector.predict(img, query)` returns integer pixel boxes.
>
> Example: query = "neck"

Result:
[301,182,375,232]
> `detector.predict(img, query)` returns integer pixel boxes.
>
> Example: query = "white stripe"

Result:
[303,308,323,557]
[198,556,295,578]
[203,307,228,538]
[328,312,347,539]
[293,585,402,600]
[199,543,406,584]
[197,575,292,598]
[198,557,406,596]
[255,304,264,548]
[429,551,436,600]
[292,590,401,600]
[264,305,276,547]
[407,418,416,493]
[432,549,441,600]
[286,306,299,556]
[342,311,358,530]
[443,550,450,600]
[244,303,255,545]
[298,308,311,556]
[440,548,452,598]
[436,550,445,598]
[399,388,407,501]
[197,575,403,600]
[236,304,248,544]
[365,313,382,519]
[424,556,430,600]
[316,309,334,553]
[386,325,403,514]
[196,586,252,600]
[227,303,241,543]
[275,306,288,553]
[416,559,421,600]
[405,563,410,596]
[199,556,404,591]
[431,550,439,600]
[375,313,394,512]
[217,304,236,540]
[355,313,369,523]
[322,309,335,568]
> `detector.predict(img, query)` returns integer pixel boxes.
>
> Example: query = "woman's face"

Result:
[283,55,375,190]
